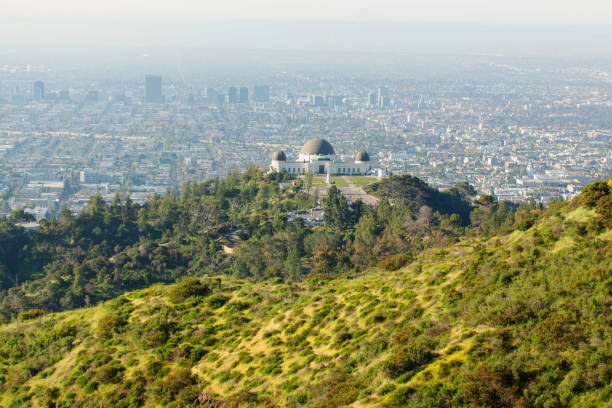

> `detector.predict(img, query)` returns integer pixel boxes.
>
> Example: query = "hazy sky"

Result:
[2,0,612,59]
[4,0,612,23]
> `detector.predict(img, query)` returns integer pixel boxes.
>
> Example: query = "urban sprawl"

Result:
[0,60,611,219]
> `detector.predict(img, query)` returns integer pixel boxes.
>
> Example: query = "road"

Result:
[307,177,379,206]
[338,177,380,206]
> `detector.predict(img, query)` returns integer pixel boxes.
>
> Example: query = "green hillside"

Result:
[0,180,611,408]
[0,170,481,319]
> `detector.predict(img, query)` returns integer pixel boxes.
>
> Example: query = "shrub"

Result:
[94,363,123,384]
[367,310,388,324]
[145,360,166,379]
[596,195,612,228]
[536,313,585,348]
[292,390,308,404]
[579,181,609,208]
[306,273,333,289]
[458,365,520,408]
[513,209,540,231]
[161,368,195,396]
[334,331,353,344]
[312,375,360,408]
[84,380,99,393]
[395,383,454,408]
[4,366,30,389]
[382,344,435,379]
[173,387,200,406]
[17,309,45,321]
[97,315,124,338]
[386,385,415,407]
[377,382,396,396]
[378,253,412,271]
[207,293,230,309]
[140,316,176,348]
[260,353,283,375]
[50,322,78,340]
[168,278,211,303]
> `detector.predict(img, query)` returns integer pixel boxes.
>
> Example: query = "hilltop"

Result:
[0,179,610,407]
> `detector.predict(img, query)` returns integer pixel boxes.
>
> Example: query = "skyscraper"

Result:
[33,81,44,100]
[327,95,344,107]
[377,87,389,108]
[253,85,270,102]
[239,87,249,103]
[228,87,238,104]
[206,88,217,102]
[368,92,377,106]
[145,75,162,103]
[379,96,390,108]
[312,95,325,106]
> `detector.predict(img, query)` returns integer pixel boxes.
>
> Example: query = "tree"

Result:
[453,181,477,199]
[596,195,612,228]
[285,247,303,281]
[8,208,36,223]
[305,172,314,192]
[579,180,609,208]
[188,196,222,236]
[323,186,350,230]
[415,206,435,234]
[352,212,378,265]
[350,199,366,224]
[87,193,107,218]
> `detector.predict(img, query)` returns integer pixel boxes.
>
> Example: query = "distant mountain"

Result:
[0,179,610,407]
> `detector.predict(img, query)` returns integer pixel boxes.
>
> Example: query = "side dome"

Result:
[355,151,370,162]
[300,138,335,155]
[271,150,287,161]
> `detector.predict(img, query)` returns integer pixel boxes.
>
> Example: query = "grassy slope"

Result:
[1,203,611,408]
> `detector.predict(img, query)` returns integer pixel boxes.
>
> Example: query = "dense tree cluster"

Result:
[0,169,546,320]
[0,168,310,318]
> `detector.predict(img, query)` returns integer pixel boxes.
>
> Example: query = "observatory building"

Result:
[270,138,371,176]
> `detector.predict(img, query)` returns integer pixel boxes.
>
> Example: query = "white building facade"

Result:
[270,138,371,176]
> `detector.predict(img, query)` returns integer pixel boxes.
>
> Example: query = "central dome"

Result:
[300,138,335,156]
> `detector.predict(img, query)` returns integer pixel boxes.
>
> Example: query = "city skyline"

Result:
[1,58,610,220]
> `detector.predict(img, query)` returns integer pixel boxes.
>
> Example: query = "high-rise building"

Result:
[253,85,270,102]
[145,75,163,103]
[33,81,44,100]
[327,95,344,107]
[80,168,98,184]
[312,95,325,106]
[377,87,389,108]
[239,87,249,103]
[228,87,238,103]
[368,92,377,106]
[377,87,389,100]
[206,88,217,101]
[379,95,390,108]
